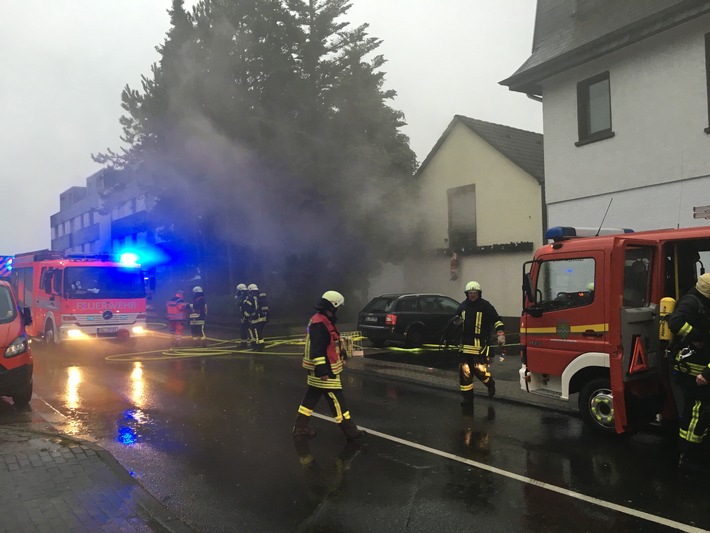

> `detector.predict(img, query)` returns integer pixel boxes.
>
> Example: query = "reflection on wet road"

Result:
[21,334,710,532]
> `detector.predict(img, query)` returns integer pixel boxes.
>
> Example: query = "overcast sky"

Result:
[0,0,541,254]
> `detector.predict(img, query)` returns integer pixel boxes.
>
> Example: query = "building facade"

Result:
[502,0,710,231]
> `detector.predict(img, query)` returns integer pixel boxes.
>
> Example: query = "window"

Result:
[705,33,710,133]
[448,184,476,249]
[623,248,652,307]
[83,212,91,227]
[576,72,614,146]
[395,296,418,312]
[535,258,596,310]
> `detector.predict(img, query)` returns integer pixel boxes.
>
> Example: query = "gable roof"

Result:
[501,0,710,95]
[417,115,544,184]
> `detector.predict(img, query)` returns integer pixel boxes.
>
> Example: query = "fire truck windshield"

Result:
[65,266,145,300]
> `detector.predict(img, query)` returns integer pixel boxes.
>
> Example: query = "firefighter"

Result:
[188,286,208,347]
[235,283,249,348]
[455,280,505,409]
[667,272,710,472]
[243,283,269,351]
[293,290,364,442]
[166,289,188,346]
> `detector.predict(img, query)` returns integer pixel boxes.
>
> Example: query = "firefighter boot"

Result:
[486,378,496,399]
[339,419,365,441]
[460,391,474,409]
[678,442,706,473]
[293,414,317,440]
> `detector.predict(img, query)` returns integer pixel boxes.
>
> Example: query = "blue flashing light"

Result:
[545,226,635,242]
[119,252,140,267]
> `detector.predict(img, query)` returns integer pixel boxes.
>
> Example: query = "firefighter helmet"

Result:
[465,281,481,293]
[176,289,184,297]
[236,283,247,291]
[248,283,259,291]
[322,290,345,308]
[192,286,203,293]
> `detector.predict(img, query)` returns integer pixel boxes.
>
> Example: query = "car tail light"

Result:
[385,314,397,326]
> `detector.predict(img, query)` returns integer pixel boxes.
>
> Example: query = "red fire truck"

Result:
[10,250,148,344]
[520,225,710,434]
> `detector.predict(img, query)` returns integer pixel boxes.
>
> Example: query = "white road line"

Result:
[311,413,704,533]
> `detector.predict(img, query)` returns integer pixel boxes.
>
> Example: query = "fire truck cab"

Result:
[521,225,710,434]
[10,250,148,344]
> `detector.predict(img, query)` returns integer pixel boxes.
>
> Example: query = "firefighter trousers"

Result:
[249,321,266,348]
[459,349,493,400]
[677,375,710,445]
[297,385,353,423]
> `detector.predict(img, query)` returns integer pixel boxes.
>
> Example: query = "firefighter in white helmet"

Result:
[243,283,269,351]
[455,281,505,409]
[188,286,208,347]
[235,283,249,348]
[293,290,364,441]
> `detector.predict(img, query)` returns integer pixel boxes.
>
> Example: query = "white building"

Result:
[501,0,710,231]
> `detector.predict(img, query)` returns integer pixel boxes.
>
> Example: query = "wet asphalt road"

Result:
[20,330,710,532]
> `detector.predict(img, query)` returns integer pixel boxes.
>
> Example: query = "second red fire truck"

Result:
[520,225,710,434]
[10,250,148,344]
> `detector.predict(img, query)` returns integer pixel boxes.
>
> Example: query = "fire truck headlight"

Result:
[4,335,28,358]
[132,326,145,335]
[66,329,83,339]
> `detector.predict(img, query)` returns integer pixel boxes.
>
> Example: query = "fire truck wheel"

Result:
[578,377,615,433]
[44,321,56,345]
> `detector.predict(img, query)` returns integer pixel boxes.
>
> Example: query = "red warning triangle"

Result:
[629,336,648,374]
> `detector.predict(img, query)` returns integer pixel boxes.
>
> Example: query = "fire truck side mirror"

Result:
[42,271,53,295]
[525,306,544,318]
[22,306,32,327]
[523,274,535,304]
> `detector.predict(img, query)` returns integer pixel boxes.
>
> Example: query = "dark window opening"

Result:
[576,71,614,146]
[705,33,710,133]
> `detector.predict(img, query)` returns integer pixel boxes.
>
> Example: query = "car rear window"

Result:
[362,297,396,313]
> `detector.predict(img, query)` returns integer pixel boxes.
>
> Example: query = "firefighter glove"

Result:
[497,333,506,346]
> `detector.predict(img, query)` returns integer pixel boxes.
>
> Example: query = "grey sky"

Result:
[0,0,541,254]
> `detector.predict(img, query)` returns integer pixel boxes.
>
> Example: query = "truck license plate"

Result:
[98,327,118,334]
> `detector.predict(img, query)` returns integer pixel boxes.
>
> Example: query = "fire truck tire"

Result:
[404,325,424,348]
[12,380,32,406]
[44,321,56,345]
[578,377,615,433]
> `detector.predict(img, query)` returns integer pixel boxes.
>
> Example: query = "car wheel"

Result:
[44,321,56,345]
[405,326,424,348]
[12,379,33,407]
[578,377,615,434]
[368,337,386,348]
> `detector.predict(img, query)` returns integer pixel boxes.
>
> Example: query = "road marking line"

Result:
[311,413,703,533]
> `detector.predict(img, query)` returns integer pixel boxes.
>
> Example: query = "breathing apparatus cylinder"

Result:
[659,297,676,341]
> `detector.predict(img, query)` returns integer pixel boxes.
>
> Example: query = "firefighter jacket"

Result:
[302,312,344,390]
[189,295,207,325]
[243,291,269,325]
[668,287,710,379]
[166,296,188,321]
[235,291,248,323]
[457,297,505,356]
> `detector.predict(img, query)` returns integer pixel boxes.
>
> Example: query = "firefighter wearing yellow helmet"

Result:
[456,280,505,409]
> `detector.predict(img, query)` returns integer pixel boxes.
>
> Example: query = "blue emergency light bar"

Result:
[545,226,634,241]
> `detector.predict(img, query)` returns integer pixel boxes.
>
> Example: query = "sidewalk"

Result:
[0,422,191,532]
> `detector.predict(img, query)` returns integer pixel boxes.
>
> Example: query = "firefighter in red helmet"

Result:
[166,289,188,346]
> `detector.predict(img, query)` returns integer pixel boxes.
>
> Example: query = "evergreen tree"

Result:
[94,0,418,317]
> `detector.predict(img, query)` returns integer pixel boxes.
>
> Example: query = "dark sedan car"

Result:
[357,293,461,348]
